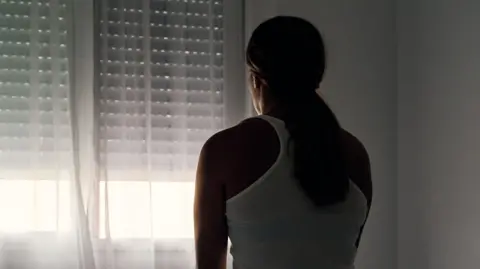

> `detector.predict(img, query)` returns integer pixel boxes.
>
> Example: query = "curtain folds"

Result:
[0,0,231,268]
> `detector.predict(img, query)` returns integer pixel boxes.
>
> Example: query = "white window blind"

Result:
[0,0,71,176]
[0,0,243,266]
[99,0,225,180]
[0,0,244,245]
[0,0,72,235]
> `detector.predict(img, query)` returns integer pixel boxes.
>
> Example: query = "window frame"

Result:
[70,0,246,239]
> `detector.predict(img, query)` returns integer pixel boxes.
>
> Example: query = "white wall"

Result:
[397,0,480,268]
[245,1,398,269]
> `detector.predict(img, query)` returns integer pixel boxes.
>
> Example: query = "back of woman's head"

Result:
[246,16,349,206]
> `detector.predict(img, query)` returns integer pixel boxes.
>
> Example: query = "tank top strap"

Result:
[253,115,290,146]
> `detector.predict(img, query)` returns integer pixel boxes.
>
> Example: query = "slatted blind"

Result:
[99,0,224,180]
[0,0,72,174]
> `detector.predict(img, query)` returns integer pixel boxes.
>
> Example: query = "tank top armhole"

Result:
[226,115,287,204]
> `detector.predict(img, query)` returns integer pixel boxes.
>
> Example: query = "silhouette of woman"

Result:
[194,16,372,269]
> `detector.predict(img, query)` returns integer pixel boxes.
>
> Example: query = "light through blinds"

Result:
[0,0,72,175]
[98,0,225,180]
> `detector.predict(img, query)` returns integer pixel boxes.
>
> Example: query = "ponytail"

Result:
[246,16,349,206]
[282,93,349,206]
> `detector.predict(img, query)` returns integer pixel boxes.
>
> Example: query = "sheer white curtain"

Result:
[0,0,81,268]
[0,0,244,268]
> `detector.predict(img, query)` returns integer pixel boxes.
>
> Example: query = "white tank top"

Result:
[226,115,368,269]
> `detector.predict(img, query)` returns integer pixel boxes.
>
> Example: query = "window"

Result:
[0,0,72,233]
[0,0,244,255]
[1,0,244,265]
[96,0,234,239]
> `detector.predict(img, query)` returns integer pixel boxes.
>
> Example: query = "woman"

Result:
[194,16,372,269]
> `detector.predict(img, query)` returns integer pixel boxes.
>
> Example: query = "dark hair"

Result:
[246,16,349,206]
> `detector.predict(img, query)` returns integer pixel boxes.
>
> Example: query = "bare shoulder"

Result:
[340,129,373,204]
[201,117,277,156]
[341,129,369,160]
[198,117,279,198]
